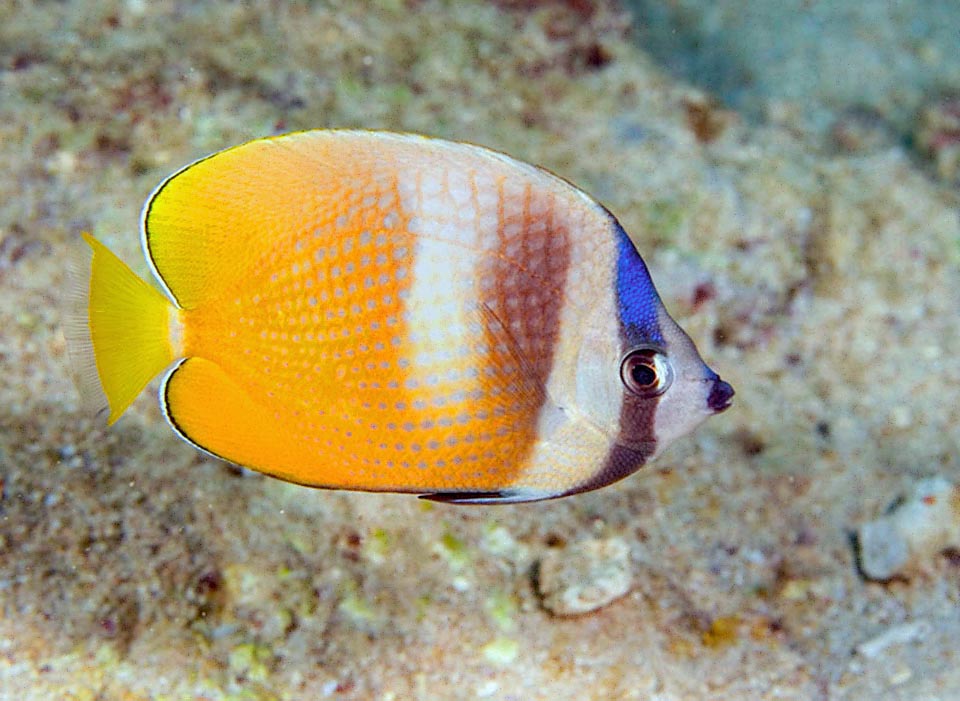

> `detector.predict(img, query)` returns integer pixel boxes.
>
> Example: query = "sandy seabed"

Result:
[1,2,959,700]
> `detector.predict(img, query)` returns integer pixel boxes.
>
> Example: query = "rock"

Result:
[536,537,632,616]
[857,477,960,580]
[855,620,932,659]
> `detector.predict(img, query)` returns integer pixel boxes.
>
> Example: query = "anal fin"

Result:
[161,357,320,485]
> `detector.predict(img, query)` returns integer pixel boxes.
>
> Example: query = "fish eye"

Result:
[620,348,673,397]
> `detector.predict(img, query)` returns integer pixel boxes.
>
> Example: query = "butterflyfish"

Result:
[67,130,733,503]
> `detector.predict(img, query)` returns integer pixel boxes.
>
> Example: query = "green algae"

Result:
[435,529,471,571]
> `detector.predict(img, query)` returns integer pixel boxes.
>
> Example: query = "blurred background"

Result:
[1,2,958,699]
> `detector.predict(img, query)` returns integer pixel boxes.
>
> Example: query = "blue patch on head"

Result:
[614,223,664,346]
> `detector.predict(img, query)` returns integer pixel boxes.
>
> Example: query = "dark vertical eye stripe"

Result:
[568,217,664,495]
[559,440,656,498]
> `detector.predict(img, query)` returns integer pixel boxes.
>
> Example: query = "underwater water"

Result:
[1,1,959,699]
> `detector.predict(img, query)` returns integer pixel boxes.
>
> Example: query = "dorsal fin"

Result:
[142,132,364,309]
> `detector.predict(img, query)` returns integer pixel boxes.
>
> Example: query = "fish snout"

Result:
[706,378,735,413]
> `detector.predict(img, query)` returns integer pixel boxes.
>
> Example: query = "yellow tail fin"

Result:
[65,233,179,424]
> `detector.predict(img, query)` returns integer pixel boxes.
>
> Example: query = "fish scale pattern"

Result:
[178,139,582,491]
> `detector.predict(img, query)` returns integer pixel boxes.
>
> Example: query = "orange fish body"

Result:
[69,131,732,503]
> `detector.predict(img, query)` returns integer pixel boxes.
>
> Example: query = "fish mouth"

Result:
[706,378,735,413]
